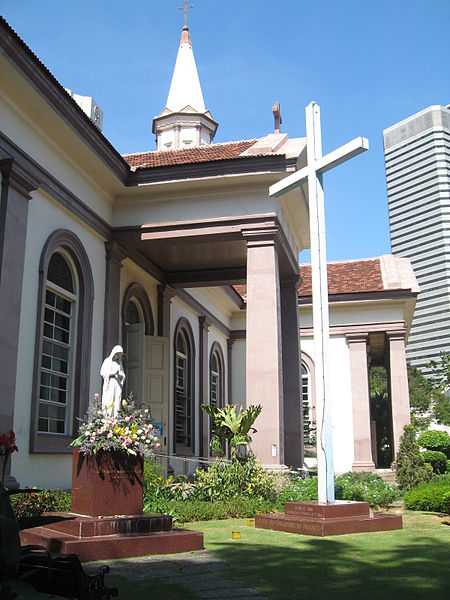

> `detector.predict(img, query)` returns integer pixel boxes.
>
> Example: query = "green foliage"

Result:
[421,450,448,474]
[418,430,450,457]
[369,366,394,467]
[426,353,450,426]
[407,366,435,429]
[335,472,399,507]
[395,424,433,491]
[143,496,274,523]
[10,489,71,521]
[276,475,318,508]
[447,460,450,473]
[201,404,262,459]
[404,475,450,512]
[194,456,277,502]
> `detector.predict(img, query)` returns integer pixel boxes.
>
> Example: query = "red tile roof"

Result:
[123,140,258,169]
[299,259,384,296]
[233,259,385,302]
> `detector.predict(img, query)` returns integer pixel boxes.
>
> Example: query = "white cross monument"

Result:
[270,102,369,503]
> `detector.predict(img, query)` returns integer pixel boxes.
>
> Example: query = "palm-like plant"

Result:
[202,404,262,460]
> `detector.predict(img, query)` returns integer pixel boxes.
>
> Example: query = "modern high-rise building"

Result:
[383,104,450,373]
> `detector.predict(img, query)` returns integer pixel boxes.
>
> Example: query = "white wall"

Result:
[119,259,159,341]
[300,336,354,473]
[12,190,106,489]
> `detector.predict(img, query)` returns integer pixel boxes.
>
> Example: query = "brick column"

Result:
[244,230,284,466]
[103,241,125,355]
[346,333,375,471]
[280,275,303,468]
[0,159,38,487]
[387,330,411,457]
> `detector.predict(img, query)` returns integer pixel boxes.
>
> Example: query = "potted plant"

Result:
[0,431,18,492]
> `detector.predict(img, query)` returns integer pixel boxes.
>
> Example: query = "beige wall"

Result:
[12,189,106,489]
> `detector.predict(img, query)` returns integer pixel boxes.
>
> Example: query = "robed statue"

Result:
[100,345,126,417]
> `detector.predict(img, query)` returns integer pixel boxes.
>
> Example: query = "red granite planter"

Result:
[71,449,143,516]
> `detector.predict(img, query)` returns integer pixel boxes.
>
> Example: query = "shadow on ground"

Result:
[208,532,450,600]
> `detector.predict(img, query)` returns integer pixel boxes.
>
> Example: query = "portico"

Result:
[111,208,307,468]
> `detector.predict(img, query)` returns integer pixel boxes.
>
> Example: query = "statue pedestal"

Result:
[71,450,143,516]
[20,450,203,561]
[256,500,402,536]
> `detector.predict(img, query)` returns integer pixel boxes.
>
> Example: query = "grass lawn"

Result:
[185,511,450,600]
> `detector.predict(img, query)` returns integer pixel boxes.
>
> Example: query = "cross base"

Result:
[255,501,402,537]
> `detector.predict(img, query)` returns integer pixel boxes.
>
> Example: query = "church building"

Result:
[0,17,417,489]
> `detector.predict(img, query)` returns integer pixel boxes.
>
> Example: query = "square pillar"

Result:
[244,231,284,466]
[0,159,38,488]
[346,333,375,471]
[103,241,125,355]
[280,276,303,468]
[387,330,411,457]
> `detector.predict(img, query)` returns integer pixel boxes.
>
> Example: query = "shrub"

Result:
[447,460,450,473]
[421,450,448,474]
[418,430,450,457]
[143,496,274,523]
[404,475,450,512]
[10,489,71,521]
[194,456,277,502]
[276,475,318,508]
[335,472,399,508]
[395,425,433,491]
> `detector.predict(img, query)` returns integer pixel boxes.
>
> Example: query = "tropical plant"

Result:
[71,397,160,457]
[394,424,433,491]
[202,404,262,459]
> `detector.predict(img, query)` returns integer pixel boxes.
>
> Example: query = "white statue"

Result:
[100,345,126,417]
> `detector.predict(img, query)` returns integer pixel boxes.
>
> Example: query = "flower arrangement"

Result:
[71,396,160,458]
[0,430,18,488]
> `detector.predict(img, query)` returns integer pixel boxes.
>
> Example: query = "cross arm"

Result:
[269,136,369,199]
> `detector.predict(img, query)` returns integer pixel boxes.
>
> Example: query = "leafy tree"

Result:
[394,424,433,491]
[407,366,434,429]
[407,356,450,428]
[202,404,262,461]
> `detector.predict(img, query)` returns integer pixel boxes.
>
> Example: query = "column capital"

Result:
[0,158,40,199]
[198,314,212,330]
[105,240,126,264]
[346,332,369,344]
[386,329,406,342]
[242,227,280,248]
[157,283,176,302]
[230,329,246,343]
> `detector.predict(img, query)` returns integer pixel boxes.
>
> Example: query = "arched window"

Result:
[209,344,224,410]
[38,251,78,435]
[31,230,94,453]
[174,319,195,454]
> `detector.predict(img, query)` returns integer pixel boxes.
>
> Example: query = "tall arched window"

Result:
[31,230,94,453]
[174,319,195,454]
[38,251,78,435]
[209,343,224,410]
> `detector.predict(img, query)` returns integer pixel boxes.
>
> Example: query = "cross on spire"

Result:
[179,0,193,28]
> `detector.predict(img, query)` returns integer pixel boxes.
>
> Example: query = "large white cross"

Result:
[270,102,369,503]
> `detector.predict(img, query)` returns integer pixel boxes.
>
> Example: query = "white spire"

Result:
[152,24,218,151]
[166,27,206,113]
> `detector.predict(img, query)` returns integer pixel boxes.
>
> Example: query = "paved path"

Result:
[97,550,267,600]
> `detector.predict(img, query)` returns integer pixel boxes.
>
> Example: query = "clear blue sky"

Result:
[2,1,449,261]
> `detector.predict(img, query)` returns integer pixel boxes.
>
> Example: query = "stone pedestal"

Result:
[20,451,203,561]
[71,450,143,516]
[256,501,402,536]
